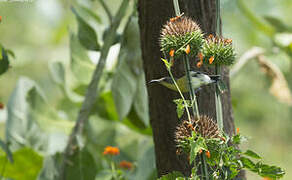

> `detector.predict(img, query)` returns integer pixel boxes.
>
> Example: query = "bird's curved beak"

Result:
[148,79,162,84]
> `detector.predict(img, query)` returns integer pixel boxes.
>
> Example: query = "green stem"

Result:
[99,0,113,23]
[111,160,118,180]
[183,55,208,180]
[168,68,192,121]
[215,0,224,131]
[172,0,181,16]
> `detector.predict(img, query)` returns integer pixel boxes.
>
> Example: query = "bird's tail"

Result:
[210,75,221,83]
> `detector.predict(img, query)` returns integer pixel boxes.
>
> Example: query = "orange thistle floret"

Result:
[205,151,211,158]
[0,103,4,109]
[119,160,133,170]
[103,146,120,156]
[236,128,240,134]
[170,13,184,22]
[225,38,233,44]
[208,34,214,39]
[199,149,203,154]
[198,52,203,61]
[169,49,175,57]
[209,56,214,64]
[185,44,191,54]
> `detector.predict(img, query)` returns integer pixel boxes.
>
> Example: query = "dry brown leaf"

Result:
[257,55,292,106]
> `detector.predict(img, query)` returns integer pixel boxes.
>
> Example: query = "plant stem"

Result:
[99,0,113,23]
[58,0,129,179]
[215,0,224,131]
[172,0,181,16]
[111,160,118,180]
[183,55,208,180]
[168,68,192,121]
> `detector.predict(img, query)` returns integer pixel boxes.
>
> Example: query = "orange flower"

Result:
[170,13,184,22]
[169,49,175,57]
[205,151,211,158]
[185,44,190,54]
[236,128,240,134]
[119,160,133,170]
[198,52,203,61]
[262,177,272,180]
[0,16,2,22]
[199,149,203,154]
[225,38,232,44]
[196,61,202,68]
[103,146,120,156]
[0,103,4,109]
[208,34,214,39]
[209,56,214,64]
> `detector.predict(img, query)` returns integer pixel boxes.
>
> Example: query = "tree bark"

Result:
[138,0,239,177]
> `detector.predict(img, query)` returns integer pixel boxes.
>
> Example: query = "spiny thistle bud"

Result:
[160,16,204,59]
[201,34,235,66]
[175,115,220,144]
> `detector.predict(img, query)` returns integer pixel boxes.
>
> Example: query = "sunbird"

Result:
[149,71,220,93]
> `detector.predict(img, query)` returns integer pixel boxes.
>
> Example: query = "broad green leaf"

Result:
[257,163,285,178]
[240,157,257,172]
[173,99,185,118]
[190,137,207,164]
[76,4,101,24]
[70,33,94,84]
[132,142,156,180]
[243,150,261,159]
[112,15,148,124]
[26,85,74,135]
[158,171,184,180]
[132,72,150,126]
[0,148,43,180]
[65,148,97,180]
[0,48,9,76]
[49,61,65,85]
[0,138,13,163]
[49,61,83,103]
[5,77,48,151]
[72,7,100,51]
[111,60,137,120]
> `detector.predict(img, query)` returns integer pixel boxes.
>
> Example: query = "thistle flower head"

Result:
[202,35,235,66]
[175,115,220,144]
[160,16,203,58]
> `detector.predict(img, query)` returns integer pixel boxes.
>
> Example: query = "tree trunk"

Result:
[138,0,240,177]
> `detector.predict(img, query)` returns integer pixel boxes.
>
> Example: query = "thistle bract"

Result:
[202,35,235,66]
[160,16,203,58]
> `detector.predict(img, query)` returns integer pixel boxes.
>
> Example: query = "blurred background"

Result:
[0,0,292,179]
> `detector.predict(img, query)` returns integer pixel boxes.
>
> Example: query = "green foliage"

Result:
[158,171,184,180]
[70,33,94,84]
[111,15,149,126]
[72,7,100,51]
[0,47,9,76]
[0,138,13,163]
[170,131,285,179]
[0,148,43,180]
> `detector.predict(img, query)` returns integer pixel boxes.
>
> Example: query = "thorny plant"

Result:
[155,0,285,179]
